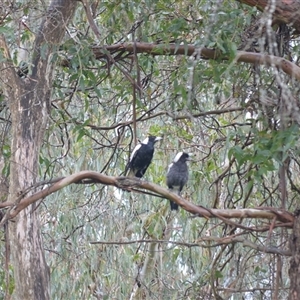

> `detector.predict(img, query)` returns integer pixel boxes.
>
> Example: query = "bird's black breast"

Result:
[167,162,188,190]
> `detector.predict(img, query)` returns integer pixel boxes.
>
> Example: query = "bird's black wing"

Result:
[133,145,154,177]
[125,143,142,176]
[136,160,151,178]
[167,161,189,210]
[167,163,179,210]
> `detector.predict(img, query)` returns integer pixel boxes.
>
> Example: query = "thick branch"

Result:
[31,0,78,78]
[91,43,300,81]
[238,0,300,33]
[1,171,294,226]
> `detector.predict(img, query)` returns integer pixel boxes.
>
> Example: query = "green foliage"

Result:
[229,125,299,178]
[0,265,15,297]
[0,0,297,299]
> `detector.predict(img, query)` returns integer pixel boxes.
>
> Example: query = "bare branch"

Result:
[90,239,205,247]
[0,171,294,226]
[90,43,300,81]
[90,236,291,256]
[73,106,244,131]
[81,0,101,39]
[198,236,291,256]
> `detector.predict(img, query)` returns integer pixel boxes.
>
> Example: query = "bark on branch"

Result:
[89,43,300,81]
[31,0,78,79]
[237,0,300,33]
[0,171,294,227]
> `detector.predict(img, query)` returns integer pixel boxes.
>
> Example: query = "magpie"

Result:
[166,152,191,210]
[125,136,162,178]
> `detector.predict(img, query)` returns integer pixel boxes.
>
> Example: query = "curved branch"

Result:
[0,171,294,226]
[91,43,300,81]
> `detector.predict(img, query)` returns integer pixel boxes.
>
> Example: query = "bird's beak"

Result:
[187,153,194,161]
[154,136,163,142]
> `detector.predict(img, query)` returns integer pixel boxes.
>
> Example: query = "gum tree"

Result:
[1,0,300,299]
[0,1,77,299]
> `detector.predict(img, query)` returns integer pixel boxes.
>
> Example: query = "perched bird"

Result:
[125,136,162,178]
[166,152,191,210]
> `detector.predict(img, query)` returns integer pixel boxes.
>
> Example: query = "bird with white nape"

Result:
[125,136,162,178]
[166,152,192,210]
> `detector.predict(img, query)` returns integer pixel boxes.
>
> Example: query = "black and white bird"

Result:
[166,152,191,210]
[125,136,162,178]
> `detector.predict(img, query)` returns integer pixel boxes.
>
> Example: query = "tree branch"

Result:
[31,0,78,78]
[0,171,294,226]
[90,236,291,256]
[237,0,300,33]
[90,43,300,81]
[90,239,199,247]
[198,236,291,256]
[72,106,244,131]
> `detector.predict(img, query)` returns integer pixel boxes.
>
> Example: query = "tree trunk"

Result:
[0,1,77,298]
[8,80,51,299]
